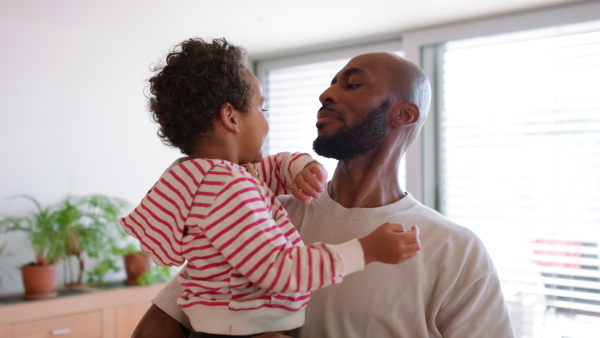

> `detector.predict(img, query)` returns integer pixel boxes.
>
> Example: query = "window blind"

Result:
[440,25,600,337]
[263,53,406,187]
[264,59,349,176]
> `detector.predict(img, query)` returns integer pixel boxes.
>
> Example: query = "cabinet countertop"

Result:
[0,282,165,327]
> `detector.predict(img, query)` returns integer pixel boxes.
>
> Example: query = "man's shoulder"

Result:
[394,200,487,252]
[400,200,472,232]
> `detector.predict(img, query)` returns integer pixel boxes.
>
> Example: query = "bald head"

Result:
[351,52,430,120]
[346,52,431,145]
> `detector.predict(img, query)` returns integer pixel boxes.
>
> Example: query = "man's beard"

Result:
[313,99,390,160]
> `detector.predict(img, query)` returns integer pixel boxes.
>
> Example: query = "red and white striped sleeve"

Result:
[201,168,363,294]
[251,152,313,196]
[119,160,212,267]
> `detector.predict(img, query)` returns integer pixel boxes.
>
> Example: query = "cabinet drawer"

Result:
[116,303,151,338]
[12,311,101,338]
[0,325,10,338]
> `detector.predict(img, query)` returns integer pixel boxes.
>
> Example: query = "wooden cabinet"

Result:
[115,302,152,338]
[12,311,102,338]
[0,326,10,338]
[0,283,164,338]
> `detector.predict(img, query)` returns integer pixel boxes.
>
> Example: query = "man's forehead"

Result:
[350,52,391,64]
[338,67,366,77]
[332,55,392,82]
[342,53,392,73]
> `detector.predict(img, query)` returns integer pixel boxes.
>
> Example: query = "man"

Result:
[134,52,514,337]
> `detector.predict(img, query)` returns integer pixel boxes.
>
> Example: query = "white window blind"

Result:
[262,51,406,187]
[264,59,349,176]
[440,23,600,337]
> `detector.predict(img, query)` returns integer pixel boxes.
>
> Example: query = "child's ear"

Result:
[219,103,241,133]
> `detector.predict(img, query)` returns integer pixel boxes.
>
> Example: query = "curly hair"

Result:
[148,38,253,155]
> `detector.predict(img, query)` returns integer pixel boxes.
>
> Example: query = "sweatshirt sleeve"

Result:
[251,152,314,196]
[202,173,364,294]
[119,160,207,267]
[437,273,514,337]
[435,235,514,337]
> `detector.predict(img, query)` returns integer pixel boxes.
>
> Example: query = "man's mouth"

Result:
[317,107,341,124]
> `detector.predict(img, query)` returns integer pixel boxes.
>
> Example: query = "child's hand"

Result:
[292,161,328,204]
[359,224,421,265]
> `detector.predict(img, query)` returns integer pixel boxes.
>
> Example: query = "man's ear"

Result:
[219,103,241,133]
[391,102,420,128]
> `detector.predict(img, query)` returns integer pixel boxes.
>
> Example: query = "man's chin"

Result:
[316,122,338,136]
[313,138,343,160]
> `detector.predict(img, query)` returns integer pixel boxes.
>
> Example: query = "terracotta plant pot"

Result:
[124,252,151,285]
[21,263,58,299]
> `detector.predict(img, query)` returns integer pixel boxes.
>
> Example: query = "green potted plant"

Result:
[54,195,128,285]
[123,250,152,285]
[0,196,69,299]
[88,239,173,286]
[86,241,145,285]
[0,194,128,298]
[137,264,173,286]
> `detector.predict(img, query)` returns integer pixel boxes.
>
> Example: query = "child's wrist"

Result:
[303,161,320,169]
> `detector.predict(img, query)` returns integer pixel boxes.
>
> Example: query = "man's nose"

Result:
[319,87,339,104]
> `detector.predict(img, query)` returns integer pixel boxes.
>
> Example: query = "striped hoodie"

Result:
[119,153,364,335]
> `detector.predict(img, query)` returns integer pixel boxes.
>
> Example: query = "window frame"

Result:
[401,0,600,205]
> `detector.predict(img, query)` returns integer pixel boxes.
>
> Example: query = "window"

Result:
[436,22,600,337]
[256,43,405,186]
[262,58,350,176]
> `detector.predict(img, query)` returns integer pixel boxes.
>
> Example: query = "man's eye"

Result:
[347,84,361,89]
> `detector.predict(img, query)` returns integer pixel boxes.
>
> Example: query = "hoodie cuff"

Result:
[335,239,365,276]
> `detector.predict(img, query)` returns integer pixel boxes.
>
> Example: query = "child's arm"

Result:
[291,161,328,205]
[119,160,211,268]
[359,223,421,265]
[201,175,421,294]
[250,152,328,204]
[250,152,314,196]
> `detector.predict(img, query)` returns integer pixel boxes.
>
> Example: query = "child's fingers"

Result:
[302,170,325,193]
[385,222,410,233]
[398,229,420,244]
[308,163,328,183]
[296,167,326,194]
[410,225,420,235]
[398,252,419,263]
[294,177,322,199]
[291,163,328,205]
[402,241,421,254]
[291,183,312,205]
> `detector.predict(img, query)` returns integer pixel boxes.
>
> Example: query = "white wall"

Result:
[0,16,181,294]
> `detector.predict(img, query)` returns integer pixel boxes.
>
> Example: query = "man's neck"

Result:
[328,157,405,209]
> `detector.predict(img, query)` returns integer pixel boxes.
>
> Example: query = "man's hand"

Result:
[292,161,328,204]
[359,223,421,265]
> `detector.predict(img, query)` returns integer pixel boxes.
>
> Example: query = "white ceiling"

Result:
[0,0,584,57]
